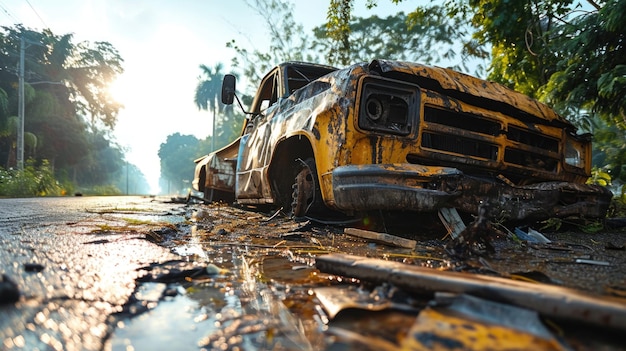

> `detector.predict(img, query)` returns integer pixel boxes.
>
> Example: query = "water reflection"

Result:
[108,248,316,350]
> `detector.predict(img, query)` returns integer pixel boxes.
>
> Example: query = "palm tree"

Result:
[194,63,225,152]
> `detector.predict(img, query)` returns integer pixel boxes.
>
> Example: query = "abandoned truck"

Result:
[192,60,612,222]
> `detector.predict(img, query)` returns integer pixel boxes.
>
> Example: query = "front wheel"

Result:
[291,158,318,218]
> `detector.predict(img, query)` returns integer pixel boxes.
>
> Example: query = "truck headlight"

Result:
[357,76,419,136]
[564,138,584,168]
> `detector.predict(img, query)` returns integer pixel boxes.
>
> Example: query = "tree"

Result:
[195,63,225,152]
[313,9,482,73]
[158,133,200,194]
[0,25,124,130]
[325,0,353,66]
[226,0,318,88]
[542,0,626,128]
[0,25,131,194]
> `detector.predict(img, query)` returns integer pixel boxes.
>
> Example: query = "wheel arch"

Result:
[268,133,316,209]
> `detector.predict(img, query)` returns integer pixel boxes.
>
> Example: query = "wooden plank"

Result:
[344,228,416,249]
[315,253,626,331]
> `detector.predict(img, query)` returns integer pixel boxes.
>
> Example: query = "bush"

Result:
[0,159,64,197]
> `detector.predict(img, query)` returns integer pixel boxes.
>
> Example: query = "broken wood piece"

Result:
[438,207,466,239]
[344,228,416,249]
[315,253,626,331]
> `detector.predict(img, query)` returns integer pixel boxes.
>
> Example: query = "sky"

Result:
[1,0,420,194]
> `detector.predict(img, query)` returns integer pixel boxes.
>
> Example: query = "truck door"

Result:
[236,68,283,201]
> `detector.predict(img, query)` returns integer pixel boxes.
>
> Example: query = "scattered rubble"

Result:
[95,199,626,350]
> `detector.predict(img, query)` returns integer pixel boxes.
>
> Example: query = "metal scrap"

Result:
[315,253,626,331]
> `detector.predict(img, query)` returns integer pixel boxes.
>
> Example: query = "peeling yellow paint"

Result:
[193,60,611,221]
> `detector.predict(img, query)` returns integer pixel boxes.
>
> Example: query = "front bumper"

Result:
[332,164,613,221]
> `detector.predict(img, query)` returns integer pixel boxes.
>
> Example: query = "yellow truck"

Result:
[192,60,612,223]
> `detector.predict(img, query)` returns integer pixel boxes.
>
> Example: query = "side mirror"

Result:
[221,74,236,105]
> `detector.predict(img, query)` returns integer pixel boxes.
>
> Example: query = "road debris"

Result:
[314,285,420,319]
[402,293,568,351]
[444,204,500,257]
[574,258,610,266]
[438,207,466,239]
[23,262,45,272]
[315,253,626,330]
[514,227,552,243]
[0,274,20,304]
[344,227,416,249]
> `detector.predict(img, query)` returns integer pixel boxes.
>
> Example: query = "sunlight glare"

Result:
[107,76,130,104]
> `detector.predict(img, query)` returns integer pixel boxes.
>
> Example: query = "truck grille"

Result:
[419,106,560,173]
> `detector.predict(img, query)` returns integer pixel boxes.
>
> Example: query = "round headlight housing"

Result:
[365,98,383,121]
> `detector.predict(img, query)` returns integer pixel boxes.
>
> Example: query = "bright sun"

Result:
[107,76,129,104]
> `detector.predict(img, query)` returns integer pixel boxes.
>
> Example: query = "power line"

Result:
[24,0,48,28]
[0,1,22,24]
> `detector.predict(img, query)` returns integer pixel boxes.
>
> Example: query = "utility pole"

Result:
[17,36,25,171]
[16,36,50,171]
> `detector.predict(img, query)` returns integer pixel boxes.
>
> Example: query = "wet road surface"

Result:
[1,196,625,350]
[0,196,182,350]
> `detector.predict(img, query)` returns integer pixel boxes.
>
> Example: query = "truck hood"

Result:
[366,59,572,130]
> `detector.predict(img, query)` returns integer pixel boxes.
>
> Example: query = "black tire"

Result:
[291,158,317,218]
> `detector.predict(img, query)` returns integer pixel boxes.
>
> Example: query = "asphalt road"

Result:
[0,196,185,351]
[1,196,626,350]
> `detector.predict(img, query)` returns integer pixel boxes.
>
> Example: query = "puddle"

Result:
[108,244,321,350]
[107,287,224,350]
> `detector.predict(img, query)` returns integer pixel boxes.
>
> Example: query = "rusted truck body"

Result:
[192,60,612,222]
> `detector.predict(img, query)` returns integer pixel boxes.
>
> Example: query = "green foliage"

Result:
[158,133,200,194]
[543,0,626,129]
[540,217,605,233]
[194,63,245,153]
[0,159,63,197]
[195,63,225,114]
[459,0,570,97]
[313,7,483,74]
[589,119,626,183]
[587,162,626,219]
[587,167,612,187]
[227,0,318,88]
[195,63,226,152]
[325,0,353,65]
[0,25,135,195]
[0,88,8,121]
[0,26,124,130]
[608,185,626,217]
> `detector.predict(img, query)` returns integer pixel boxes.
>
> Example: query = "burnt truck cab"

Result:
[193,59,612,222]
